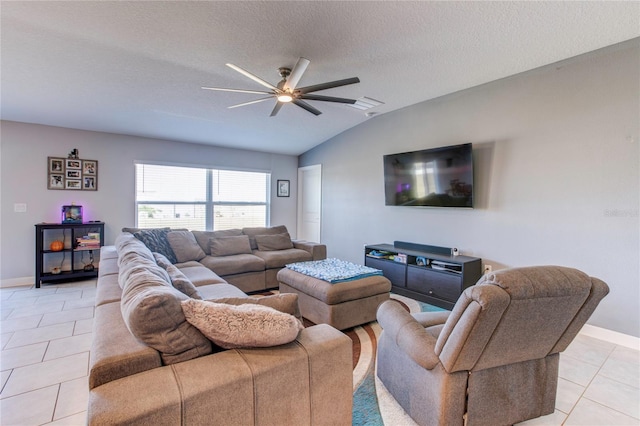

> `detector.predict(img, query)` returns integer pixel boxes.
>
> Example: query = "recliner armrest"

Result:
[377,300,440,370]
[292,240,327,260]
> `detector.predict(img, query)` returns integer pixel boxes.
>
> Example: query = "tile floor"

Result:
[1,280,639,426]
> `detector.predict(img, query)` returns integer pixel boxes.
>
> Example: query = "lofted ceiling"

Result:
[1,1,638,156]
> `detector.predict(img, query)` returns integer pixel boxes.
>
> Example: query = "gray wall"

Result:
[300,40,640,337]
[0,123,299,283]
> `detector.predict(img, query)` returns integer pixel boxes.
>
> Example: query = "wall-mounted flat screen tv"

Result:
[383,143,473,208]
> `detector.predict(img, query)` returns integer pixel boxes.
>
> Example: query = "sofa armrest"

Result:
[377,300,440,370]
[292,240,327,260]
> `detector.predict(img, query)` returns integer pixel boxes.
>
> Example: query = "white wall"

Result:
[0,123,299,282]
[300,40,640,337]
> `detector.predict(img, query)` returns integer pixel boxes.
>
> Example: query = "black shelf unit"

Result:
[35,222,105,288]
[364,241,482,310]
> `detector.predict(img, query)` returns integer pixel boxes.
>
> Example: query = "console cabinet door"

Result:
[365,258,406,287]
[406,266,461,303]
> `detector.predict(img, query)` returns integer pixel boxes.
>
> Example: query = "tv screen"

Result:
[383,143,473,208]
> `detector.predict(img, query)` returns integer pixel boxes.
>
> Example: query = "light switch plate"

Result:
[14,203,27,213]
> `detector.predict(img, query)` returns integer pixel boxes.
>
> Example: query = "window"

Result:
[136,163,270,230]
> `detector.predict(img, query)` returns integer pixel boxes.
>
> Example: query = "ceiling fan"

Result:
[202,57,360,116]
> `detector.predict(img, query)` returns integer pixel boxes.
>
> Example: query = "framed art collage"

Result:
[48,157,98,190]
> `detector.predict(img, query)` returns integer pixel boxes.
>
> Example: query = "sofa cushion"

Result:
[192,229,242,255]
[209,235,252,257]
[211,293,301,321]
[165,264,202,299]
[178,264,227,287]
[181,299,303,349]
[199,254,265,276]
[133,228,178,263]
[253,248,313,269]
[242,225,288,250]
[255,233,294,251]
[120,269,213,364]
[167,230,206,262]
[116,233,156,265]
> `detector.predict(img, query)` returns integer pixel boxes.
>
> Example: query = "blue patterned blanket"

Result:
[286,258,383,284]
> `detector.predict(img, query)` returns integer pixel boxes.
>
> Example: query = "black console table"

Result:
[364,241,482,310]
[35,222,105,288]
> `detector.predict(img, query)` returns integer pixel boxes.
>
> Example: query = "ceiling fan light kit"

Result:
[202,57,362,116]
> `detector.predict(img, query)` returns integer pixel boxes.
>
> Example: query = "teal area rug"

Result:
[351,294,445,426]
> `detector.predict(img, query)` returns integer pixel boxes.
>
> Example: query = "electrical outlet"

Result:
[484,264,492,274]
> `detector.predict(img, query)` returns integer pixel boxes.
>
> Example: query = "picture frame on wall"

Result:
[48,156,98,191]
[277,180,290,197]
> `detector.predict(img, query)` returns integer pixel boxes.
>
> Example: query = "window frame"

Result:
[135,162,271,230]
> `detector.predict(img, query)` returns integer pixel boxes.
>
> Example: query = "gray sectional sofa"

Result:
[88,230,352,425]
[128,225,326,293]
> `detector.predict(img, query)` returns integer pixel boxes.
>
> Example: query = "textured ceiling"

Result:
[1,1,638,155]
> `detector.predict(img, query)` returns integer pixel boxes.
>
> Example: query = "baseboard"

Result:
[579,324,640,350]
[0,276,34,288]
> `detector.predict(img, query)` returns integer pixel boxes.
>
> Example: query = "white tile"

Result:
[35,291,82,304]
[47,411,88,425]
[598,345,640,389]
[5,322,74,349]
[63,297,95,311]
[563,334,616,367]
[81,288,97,299]
[1,369,11,391]
[0,342,47,370]
[54,376,89,420]
[40,307,94,327]
[44,333,92,361]
[0,313,43,333]
[559,353,600,387]
[1,295,38,311]
[1,352,88,398]
[516,409,567,425]
[583,374,640,419]
[564,398,639,425]
[0,384,58,425]
[0,307,13,320]
[73,318,94,335]
[1,332,13,350]
[7,288,57,300]
[555,377,585,414]
[7,300,64,319]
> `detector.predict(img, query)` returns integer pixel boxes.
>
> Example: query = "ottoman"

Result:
[277,267,392,330]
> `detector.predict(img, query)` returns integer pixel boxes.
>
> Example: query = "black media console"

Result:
[364,241,482,310]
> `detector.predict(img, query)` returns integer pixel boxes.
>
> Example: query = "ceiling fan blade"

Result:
[293,99,322,116]
[228,97,274,109]
[201,86,273,95]
[270,101,284,117]
[297,77,360,94]
[283,57,310,91]
[299,94,357,104]
[226,63,279,91]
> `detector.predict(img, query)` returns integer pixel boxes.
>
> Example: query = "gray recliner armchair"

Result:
[376,266,609,426]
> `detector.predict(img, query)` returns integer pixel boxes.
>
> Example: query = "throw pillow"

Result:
[120,271,212,364]
[211,293,301,321]
[181,299,303,349]
[209,235,252,257]
[167,230,206,263]
[165,263,202,299]
[153,252,173,269]
[133,228,178,264]
[242,225,288,250]
[255,232,294,251]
